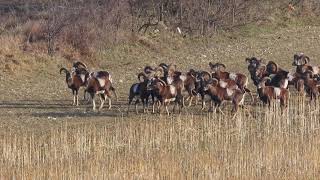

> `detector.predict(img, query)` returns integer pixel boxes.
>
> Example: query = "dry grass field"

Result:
[1,24,320,179]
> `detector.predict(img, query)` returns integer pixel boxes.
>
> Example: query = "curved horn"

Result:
[154,66,164,77]
[260,76,271,86]
[218,63,226,70]
[273,62,278,73]
[201,71,211,77]
[209,62,214,68]
[262,76,272,82]
[189,69,196,78]
[206,77,219,87]
[144,66,154,74]
[59,68,69,74]
[200,71,212,81]
[245,57,251,63]
[211,78,219,84]
[189,68,196,73]
[73,61,87,69]
[267,61,278,74]
[158,78,167,86]
[159,63,168,70]
[138,72,147,82]
[304,56,310,64]
[265,76,272,80]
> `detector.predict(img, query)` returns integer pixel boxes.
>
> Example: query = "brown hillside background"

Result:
[2,1,320,179]
[1,0,320,63]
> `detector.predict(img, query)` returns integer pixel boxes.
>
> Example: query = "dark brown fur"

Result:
[60,68,87,106]
[85,71,117,111]
[301,71,320,104]
[184,70,198,106]
[205,78,245,114]
[257,78,289,110]
[150,78,178,115]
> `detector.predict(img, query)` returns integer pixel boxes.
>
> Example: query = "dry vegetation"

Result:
[1,97,320,179]
[1,0,320,179]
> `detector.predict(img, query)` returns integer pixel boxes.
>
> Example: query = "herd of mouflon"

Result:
[59,53,320,116]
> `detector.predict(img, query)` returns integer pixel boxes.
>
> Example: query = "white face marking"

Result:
[80,74,86,83]
[274,87,281,98]
[169,85,176,95]
[133,84,139,94]
[296,60,303,66]
[71,67,76,73]
[229,73,237,81]
[219,80,228,88]
[97,78,106,87]
[226,88,234,97]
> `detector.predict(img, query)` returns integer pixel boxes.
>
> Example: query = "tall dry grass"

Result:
[1,95,320,179]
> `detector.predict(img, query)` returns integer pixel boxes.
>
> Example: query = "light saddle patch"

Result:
[179,75,187,82]
[312,66,319,75]
[229,73,237,81]
[97,78,106,87]
[282,79,289,89]
[219,81,228,88]
[226,88,234,97]
[167,77,174,85]
[133,84,139,94]
[274,87,281,98]
[169,85,177,95]
[287,72,295,81]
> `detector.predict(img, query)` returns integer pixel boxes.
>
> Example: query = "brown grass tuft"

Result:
[1,96,320,178]
[23,20,47,43]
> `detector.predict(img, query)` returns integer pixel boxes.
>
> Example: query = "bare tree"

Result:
[45,0,81,56]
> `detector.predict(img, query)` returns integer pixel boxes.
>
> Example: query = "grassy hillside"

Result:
[1,20,320,97]
[1,12,320,178]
